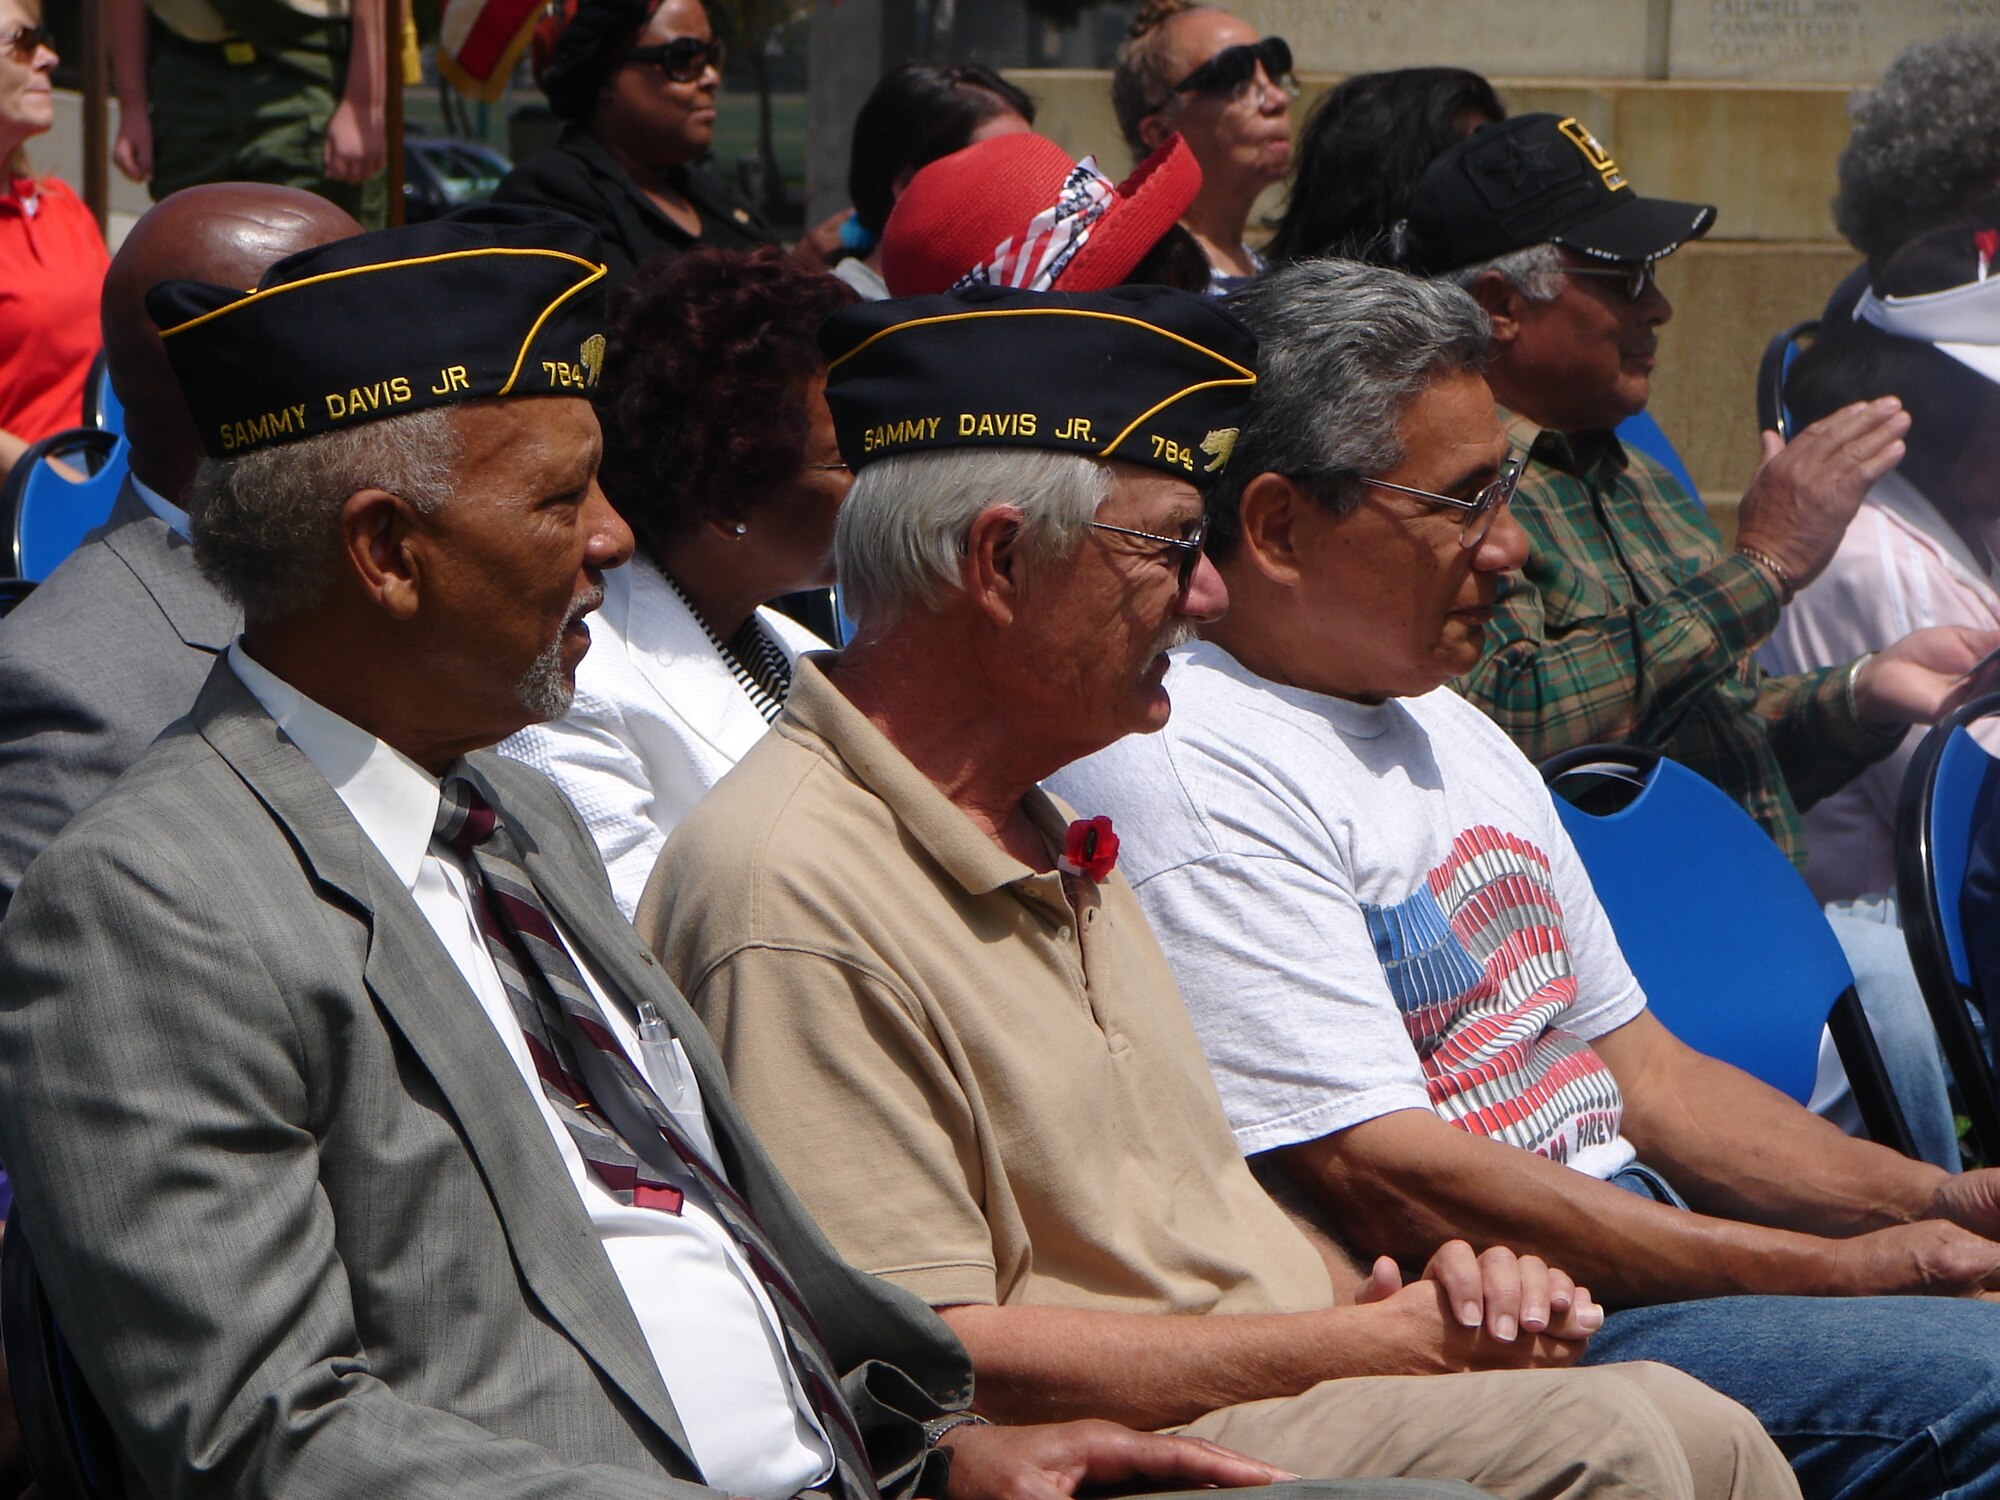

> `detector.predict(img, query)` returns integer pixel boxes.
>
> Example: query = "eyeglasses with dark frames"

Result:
[624,35,723,84]
[2,23,54,61]
[1170,35,1296,104]
[1354,456,1524,550]
[1553,261,1658,303]
[1089,517,1207,593]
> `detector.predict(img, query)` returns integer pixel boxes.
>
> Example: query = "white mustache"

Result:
[566,585,605,625]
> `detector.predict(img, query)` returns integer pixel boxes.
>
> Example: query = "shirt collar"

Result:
[226,641,444,890]
[777,654,1070,898]
[131,474,193,540]
[1500,407,1629,483]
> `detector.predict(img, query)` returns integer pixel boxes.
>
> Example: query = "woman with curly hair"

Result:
[1110,0,1294,292]
[501,246,856,915]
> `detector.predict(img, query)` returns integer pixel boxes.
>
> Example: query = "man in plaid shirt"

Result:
[1396,113,2000,1170]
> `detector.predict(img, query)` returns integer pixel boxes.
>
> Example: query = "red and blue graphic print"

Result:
[1363,825,1624,1167]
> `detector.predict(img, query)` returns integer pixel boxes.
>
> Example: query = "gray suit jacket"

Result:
[0,660,971,1500]
[0,484,238,912]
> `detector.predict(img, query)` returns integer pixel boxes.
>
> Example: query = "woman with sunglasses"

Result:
[495,0,773,292]
[501,247,857,917]
[1111,0,1294,294]
[0,1,109,483]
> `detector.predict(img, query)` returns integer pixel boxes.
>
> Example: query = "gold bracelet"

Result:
[1735,543,1797,604]
[1846,651,1875,727]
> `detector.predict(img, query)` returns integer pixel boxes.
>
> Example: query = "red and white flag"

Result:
[438,0,544,101]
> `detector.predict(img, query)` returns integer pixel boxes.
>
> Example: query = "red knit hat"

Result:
[881,132,1201,297]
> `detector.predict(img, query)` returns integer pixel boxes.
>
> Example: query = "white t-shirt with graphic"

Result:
[1049,640,1645,1179]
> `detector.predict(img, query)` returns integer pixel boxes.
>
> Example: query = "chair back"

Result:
[1614,410,1699,505]
[81,353,125,440]
[1756,320,1819,440]
[1545,745,1915,1153]
[0,1206,128,1499]
[3,429,127,582]
[1896,693,2000,1163]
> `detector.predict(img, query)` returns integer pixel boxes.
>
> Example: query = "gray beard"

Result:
[515,585,603,722]
[513,634,574,723]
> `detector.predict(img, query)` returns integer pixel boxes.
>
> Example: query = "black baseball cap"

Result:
[1400,113,1716,275]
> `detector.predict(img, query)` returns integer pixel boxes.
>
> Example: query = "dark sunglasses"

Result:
[1172,35,1293,101]
[3,23,54,61]
[1554,261,1659,303]
[1090,517,1208,594]
[625,35,722,84]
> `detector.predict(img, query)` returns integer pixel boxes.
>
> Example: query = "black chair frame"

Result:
[1755,319,1818,441]
[1895,692,2000,1166]
[1,427,122,581]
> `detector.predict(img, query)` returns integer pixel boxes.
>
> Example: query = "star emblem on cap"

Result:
[1494,136,1554,190]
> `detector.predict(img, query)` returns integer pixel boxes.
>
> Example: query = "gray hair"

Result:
[1212,258,1491,561]
[1445,241,1564,303]
[190,406,462,625]
[834,447,1112,629]
[1836,32,2000,263]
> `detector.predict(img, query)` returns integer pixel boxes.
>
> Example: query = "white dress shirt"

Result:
[227,643,834,1500]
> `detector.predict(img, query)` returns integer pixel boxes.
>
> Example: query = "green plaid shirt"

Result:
[1453,410,1902,867]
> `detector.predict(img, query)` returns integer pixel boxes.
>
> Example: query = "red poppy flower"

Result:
[1058,815,1119,882]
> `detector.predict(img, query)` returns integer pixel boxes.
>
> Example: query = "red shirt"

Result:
[0,174,109,445]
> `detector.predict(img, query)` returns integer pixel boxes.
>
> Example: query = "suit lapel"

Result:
[193,668,695,1461]
[102,483,239,652]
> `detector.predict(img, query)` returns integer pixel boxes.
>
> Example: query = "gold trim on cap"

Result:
[155,246,609,338]
[825,305,1258,382]
[499,261,610,394]
[1099,376,1257,459]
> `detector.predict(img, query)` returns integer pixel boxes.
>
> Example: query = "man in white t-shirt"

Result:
[1052,259,2000,1500]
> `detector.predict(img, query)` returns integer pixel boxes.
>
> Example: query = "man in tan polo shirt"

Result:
[639,286,1794,1500]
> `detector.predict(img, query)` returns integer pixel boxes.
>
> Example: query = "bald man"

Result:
[0,183,360,910]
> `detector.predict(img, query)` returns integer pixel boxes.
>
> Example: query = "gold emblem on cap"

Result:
[1556,117,1626,192]
[581,334,607,386]
[1201,427,1239,473]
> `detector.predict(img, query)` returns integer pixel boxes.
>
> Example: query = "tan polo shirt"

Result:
[638,656,1333,1316]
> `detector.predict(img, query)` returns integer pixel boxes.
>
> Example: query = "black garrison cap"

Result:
[148,205,611,459]
[819,284,1258,488]
[1400,113,1716,274]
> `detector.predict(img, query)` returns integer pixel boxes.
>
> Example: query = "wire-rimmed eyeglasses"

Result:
[1355,456,1524,550]
[1090,517,1207,593]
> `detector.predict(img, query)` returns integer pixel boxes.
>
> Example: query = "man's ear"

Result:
[1137,111,1174,154]
[961,503,1026,627]
[341,488,428,622]
[1235,471,1312,586]
[1468,268,1525,347]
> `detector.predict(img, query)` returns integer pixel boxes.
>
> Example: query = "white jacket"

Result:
[502,554,828,918]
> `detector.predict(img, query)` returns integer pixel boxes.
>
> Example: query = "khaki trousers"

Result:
[1173,1361,1797,1500]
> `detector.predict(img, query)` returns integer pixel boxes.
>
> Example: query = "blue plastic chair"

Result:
[3,428,127,582]
[1896,693,2000,1165]
[1615,411,1699,504]
[1543,745,1916,1155]
[1756,320,1819,442]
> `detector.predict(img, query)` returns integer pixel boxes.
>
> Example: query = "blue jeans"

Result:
[1583,1295,2000,1500]
[1821,896,1960,1172]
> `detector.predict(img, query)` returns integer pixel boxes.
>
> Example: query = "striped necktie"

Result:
[433,774,880,1500]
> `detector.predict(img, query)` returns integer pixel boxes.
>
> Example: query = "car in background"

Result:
[403,131,512,223]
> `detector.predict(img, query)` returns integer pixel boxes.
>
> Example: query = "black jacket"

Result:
[494,128,777,292]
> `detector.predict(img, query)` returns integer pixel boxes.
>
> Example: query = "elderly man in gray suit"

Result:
[0,182,360,912]
[0,209,1386,1500]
